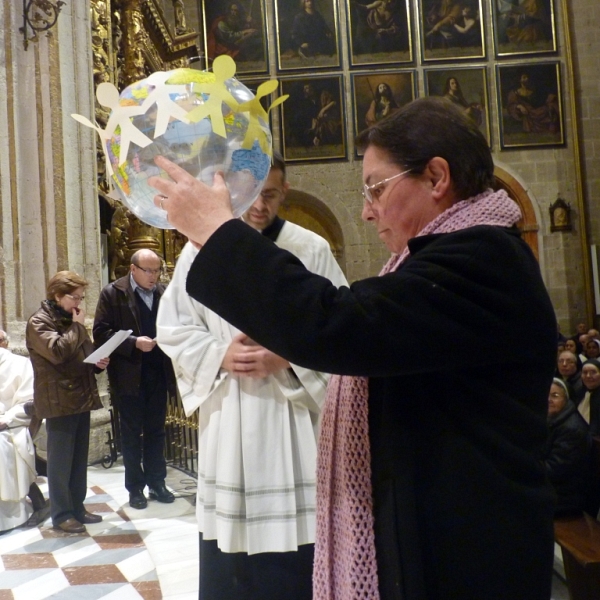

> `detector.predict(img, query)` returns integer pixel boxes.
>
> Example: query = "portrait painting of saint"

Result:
[346,0,412,66]
[496,62,564,148]
[202,0,269,74]
[424,67,490,145]
[275,0,341,71]
[492,0,556,56]
[280,75,346,162]
[351,71,416,156]
[418,0,486,61]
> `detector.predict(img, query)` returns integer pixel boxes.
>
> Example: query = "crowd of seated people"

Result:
[551,323,600,518]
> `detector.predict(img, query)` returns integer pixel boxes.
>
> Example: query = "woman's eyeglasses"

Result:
[362,169,412,203]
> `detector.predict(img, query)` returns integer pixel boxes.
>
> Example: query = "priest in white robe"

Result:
[157,154,348,600]
[0,346,45,531]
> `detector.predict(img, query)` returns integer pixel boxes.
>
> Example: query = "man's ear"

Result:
[427,157,454,204]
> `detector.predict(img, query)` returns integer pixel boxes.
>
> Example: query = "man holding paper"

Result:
[93,249,176,509]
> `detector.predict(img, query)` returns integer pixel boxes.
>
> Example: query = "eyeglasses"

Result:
[549,392,564,399]
[363,169,412,203]
[65,294,85,302]
[134,266,161,276]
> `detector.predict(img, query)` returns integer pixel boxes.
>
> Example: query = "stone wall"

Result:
[1,0,600,343]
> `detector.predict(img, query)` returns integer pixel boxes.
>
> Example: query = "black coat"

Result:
[186,220,557,600]
[92,275,175,398]
[544,401,591,515]
[565,371,586,406]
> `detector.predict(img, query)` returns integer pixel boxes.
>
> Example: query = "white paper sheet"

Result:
[84,329,132,364]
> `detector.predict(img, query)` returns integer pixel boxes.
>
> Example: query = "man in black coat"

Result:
[148,98,557,600]
[93,249,175,509]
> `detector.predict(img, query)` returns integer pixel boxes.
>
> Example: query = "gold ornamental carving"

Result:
[91,0,200,280]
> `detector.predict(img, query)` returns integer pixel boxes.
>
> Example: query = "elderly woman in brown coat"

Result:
[26,271,109,534]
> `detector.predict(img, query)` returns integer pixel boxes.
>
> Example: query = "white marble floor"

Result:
[87,460,199,599]
[86,462,572,600]
[2,459,571,599]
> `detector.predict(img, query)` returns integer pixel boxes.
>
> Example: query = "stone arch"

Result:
[278,189,346,271]
[493,165,540,261]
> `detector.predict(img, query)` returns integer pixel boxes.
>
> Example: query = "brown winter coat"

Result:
[26,301,102,419]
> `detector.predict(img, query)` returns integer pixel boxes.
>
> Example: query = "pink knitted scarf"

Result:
[312,189,522,600]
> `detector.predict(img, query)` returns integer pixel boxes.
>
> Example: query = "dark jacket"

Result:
[26,301,102,419]
[92,275,175,398]
[544,401,591,515]
[186,220,557,600]
[565,371,586,406]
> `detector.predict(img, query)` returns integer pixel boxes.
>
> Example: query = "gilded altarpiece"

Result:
[91,0,200,281]
[91,0,202,475]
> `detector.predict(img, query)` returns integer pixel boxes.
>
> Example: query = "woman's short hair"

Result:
[46,271,88,301]
[355,96,495,199]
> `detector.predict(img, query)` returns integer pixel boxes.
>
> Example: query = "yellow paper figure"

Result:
[186,55,239,138]
[238,79,288,153]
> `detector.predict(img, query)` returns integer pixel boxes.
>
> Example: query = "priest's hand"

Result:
[148,156,234,245]
[222,333,290,379]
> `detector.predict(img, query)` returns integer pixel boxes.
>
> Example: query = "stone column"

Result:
[0,0,101,346]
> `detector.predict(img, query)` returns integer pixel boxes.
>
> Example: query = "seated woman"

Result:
[565,337,583,357]
[580,359,600,436]
[557,350,585,406]
[0,346,47,531]
[544,378,591,516]
[585,339,600,361]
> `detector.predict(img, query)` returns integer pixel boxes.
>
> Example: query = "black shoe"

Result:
[28,482,47,512]
[129,490,148,509]
[78,510,103,524]
[148,483,175,503]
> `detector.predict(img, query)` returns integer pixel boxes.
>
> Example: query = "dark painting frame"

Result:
[351,70,417,157]
[280,74,347,162]
[274,0,341,72]
[345,0,413,67]
[424,66,491,145]
[418,0,486,62]
[491,0,557,57]
[496,61,564,149]
[202,0,269,75]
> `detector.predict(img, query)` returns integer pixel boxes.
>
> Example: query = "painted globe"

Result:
[103,64,272,229]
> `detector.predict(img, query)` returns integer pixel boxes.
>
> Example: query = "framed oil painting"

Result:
[496,62,564,148]
[345,0,412,67]
[280,75,347,162]
[275,0,341,71]
[418,0,486,61]
[491,0,557,57]
[351,71,416,157]
[424,67,490,144]
[202,0,269,75]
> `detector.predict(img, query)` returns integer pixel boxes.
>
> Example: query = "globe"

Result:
[100,63,273,229]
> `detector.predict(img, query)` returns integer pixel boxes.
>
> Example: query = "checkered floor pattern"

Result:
[0,481,161,600]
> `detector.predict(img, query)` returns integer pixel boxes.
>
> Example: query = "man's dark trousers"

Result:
[117,364,168,493]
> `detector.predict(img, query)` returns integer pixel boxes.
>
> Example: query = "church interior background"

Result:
[0,0,599,478]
